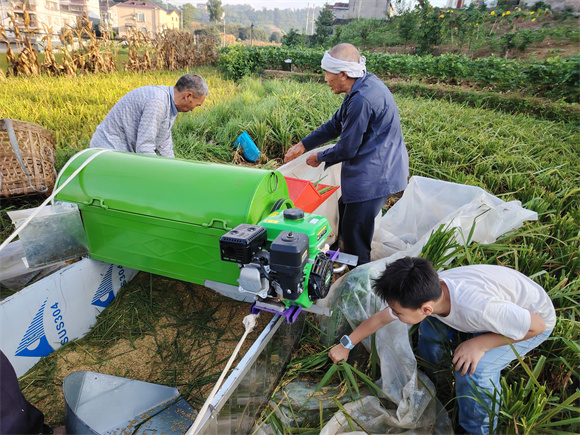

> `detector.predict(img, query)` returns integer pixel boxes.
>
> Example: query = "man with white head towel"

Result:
[285,43,409,265]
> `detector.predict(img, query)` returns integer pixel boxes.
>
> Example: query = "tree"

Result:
[181,4,199,30]
[313,5,334,45]
[270,31,283,43]
[195,25,221,39]
[239,25,268,42]
[207,0,224,24]
[253,27,268,42]
[282,28,305,46]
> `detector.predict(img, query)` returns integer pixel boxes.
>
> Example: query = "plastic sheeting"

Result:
[322,265,451,433]
[371,175,538,262]
[319,176,537,433]
[278,151,538,434]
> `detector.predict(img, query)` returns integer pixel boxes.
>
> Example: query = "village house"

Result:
[0,0,180,38]
[330,0,394,20]
[0,0,80,34]
[109,1,178,37]
[166,9,179,29]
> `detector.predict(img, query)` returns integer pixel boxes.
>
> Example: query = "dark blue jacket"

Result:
[302,73,409,204]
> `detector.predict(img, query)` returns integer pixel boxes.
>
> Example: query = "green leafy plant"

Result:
[218,45,580,102]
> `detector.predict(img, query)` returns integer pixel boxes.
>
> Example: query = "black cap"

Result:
[283,208,305,220]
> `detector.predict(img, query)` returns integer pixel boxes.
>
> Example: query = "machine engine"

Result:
[219,208,335,315]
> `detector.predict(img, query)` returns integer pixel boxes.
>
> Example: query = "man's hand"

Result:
[284,142,306,163]
[329,343,350,364]
[306,152,322,167]
[452,337,486,376]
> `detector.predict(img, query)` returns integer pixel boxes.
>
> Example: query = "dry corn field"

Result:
[0,13,219,77]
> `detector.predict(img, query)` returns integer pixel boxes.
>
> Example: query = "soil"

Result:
[366,36,579,61]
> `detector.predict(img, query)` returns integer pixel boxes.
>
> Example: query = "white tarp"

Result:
[278,150,538,433]
[0,258,138,377]
[371,175,538,261]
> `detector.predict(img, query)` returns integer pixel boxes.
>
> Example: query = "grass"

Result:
[172,76,342,162]
[1,68,578,433]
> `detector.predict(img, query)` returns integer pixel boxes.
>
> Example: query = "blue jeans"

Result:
[417,317,551,434]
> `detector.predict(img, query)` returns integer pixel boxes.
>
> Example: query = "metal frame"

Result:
[194,313,304,434]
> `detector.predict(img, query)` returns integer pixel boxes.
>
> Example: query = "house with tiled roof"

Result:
[109,0,179,37]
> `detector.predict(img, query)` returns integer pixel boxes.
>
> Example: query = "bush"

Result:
[218,45,580,102]
[217,45,264,81]
[530,1,552,12]
[416,3,444,54]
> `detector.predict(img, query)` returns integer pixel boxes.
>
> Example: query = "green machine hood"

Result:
[53,149,293,286]
[55,149,291,229]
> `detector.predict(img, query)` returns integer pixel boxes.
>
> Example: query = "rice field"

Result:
[1,68,578,433]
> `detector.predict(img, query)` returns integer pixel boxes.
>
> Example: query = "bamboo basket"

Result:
[0,119,56,198]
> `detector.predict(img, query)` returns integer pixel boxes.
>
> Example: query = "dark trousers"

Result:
[337,195,390,265]
[1,350,49,434]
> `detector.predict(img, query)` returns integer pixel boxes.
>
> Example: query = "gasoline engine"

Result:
[219,208,355,322]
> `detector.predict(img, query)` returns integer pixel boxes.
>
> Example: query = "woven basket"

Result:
[0,119,56,198]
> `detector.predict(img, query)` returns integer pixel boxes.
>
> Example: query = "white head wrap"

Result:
[321,50,366,78]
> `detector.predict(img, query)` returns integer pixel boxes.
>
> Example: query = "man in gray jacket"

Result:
[90,73,208,157]
[285,43,408,265]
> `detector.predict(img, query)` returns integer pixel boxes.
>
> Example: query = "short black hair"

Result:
[373,257,441,309]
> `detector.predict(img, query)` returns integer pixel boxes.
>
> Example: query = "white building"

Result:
[0,0,9,30]
[2,0,79,34]
[1,0,100,35]
[330,0,394,20]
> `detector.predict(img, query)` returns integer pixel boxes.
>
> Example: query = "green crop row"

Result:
[218,45,580,103]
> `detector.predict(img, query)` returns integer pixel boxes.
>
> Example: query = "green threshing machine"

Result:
[54,149,355,322]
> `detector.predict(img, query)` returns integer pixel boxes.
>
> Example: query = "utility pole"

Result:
[250,23,253,46]
[221,12,225,47]
[305,3,309,35]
